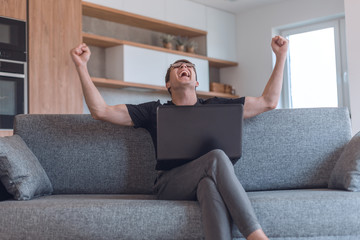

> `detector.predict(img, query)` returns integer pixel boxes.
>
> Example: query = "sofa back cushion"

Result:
[14,115,157,194]
[14,108,352,193]
[236,107,351,191]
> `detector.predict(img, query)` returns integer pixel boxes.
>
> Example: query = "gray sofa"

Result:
[1,107,360,240]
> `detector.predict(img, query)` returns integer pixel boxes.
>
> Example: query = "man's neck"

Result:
[171,89,198,106]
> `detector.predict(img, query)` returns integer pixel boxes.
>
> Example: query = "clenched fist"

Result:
[271,36,288,59]
[70,43,91,68]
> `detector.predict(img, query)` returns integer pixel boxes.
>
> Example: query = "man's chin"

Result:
[172,85,198,93]
[178,76,191,82]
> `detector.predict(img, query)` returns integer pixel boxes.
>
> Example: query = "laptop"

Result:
[156,104,243,165]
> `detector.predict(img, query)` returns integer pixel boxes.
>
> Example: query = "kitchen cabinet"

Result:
[28,0,83,114]
[0,0,26,21]
[81,0,125,13]
[83,0,206,31]
[165,0,207,31]
[206,7,237,62]
[123,0,166,21]
[105,45,209,91]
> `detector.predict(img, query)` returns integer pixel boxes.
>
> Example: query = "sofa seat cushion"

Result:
[0,194,203,240]
[236,189,360,239]
[1,190,359,240]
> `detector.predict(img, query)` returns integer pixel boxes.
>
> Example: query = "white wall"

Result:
[344,0,360,134]
[221,0,345,98]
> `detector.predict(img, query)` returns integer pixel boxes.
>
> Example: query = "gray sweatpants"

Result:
[154,149,262,240]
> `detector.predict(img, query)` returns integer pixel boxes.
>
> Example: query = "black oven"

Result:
[0,16,26,61]
[0,16,27,130]
[0,74,24,129]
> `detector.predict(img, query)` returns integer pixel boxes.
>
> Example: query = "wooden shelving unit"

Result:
[83,33,238,68]
[82,2,239,99]
[92,77,238,99]
[82,1,206,38]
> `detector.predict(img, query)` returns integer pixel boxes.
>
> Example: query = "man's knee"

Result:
[206,149,233,170]
[198,177,215,193]
[197,177,220,203]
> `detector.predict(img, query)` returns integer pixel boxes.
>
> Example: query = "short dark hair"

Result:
[165,59,197,95]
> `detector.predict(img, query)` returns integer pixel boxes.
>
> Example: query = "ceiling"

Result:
[189,0,287,14]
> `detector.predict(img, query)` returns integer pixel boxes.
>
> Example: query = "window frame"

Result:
[279,18,349,111]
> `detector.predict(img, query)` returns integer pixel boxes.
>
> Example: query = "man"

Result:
[70,35,288,240]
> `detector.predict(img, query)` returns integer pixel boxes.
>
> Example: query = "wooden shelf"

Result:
[92,77,239,99]
[83,32,238,68]
[82,1,207,38]
[82,2,238,98]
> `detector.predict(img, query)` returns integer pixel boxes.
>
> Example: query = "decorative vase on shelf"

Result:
[176,45,185,51]
[160,34,174,50]
[175,36,187,52]
[187,46,195,53]
[186,40,198,54]
[163,42,172,49]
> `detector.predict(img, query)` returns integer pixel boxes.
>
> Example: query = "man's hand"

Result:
[70,43,91,68]
[271,36,288,59]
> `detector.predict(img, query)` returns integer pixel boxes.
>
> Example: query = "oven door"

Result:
[0,75,24,129]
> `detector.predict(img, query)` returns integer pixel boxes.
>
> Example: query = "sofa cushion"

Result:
[0,135,53,200]
[14,114,157,195]
[1,190,359,239]
[0,194,203,240]
[237,189,360,239]
[235,108,351,191]
[328,132,360,191]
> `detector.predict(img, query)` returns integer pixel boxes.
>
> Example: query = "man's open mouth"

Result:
[179,70,190,77]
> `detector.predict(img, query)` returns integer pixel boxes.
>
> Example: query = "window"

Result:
[279,18,349,110]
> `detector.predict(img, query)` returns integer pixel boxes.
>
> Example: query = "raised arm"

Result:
[243,36,289,119]
[70,43,133,126]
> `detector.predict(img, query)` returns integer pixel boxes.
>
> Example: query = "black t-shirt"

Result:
[126,97,245,170]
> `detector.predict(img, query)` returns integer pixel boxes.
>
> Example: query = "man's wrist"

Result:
[276,54,287,63]
[76,64,88,72]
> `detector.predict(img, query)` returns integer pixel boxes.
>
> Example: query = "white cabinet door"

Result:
[122,0,166,21]
[83,0,124,10]
[105,45,209,91]
[165,0,207,31]
[106,45,168,87]
[84,0,166,21]
[123,46,168,86]
[206,7,237,62]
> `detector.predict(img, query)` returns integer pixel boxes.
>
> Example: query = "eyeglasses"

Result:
[170,62,195,69]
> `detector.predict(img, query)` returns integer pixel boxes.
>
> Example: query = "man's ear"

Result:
[166,81,171,90]
[195,81,199,87]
